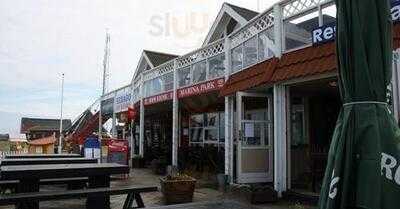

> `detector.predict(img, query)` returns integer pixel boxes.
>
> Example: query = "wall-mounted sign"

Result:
[114,86,132,113]
[144,91,173,106]
[177,78,225,99]
[312,1,400,45]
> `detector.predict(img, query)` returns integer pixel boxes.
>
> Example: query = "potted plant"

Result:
[160,173,196,204]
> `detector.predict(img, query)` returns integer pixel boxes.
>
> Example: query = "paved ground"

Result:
[0,168,316,209]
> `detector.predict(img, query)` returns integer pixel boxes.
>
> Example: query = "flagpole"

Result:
[58,73,65,154]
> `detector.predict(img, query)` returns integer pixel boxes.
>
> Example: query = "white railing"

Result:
[176,38,225,69]
[230,9,275,48]
[142,59,175,82]
[281,0,332,20]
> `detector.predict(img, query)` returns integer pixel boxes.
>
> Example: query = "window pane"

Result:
[219,112,225,142]
[205,112,218,127]
[231,46,243,72]
[178,67,191,87]
[208,54,225,79]
[322,5,336,25]
[144,81,151,97]
[192,61,206,83]
[190,114,203,127]
[190,128,203,142]
[242,122,267,146]
[205,129,218,142]
[258,28,275,61]
[152,77,162,95]
[163,72,174,91]
[243,37,258,67]
[284,10,319,51]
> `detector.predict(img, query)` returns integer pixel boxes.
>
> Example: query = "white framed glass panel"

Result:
[190,114,203,127]
[232,45,243,72]
[322,4,337,25]
[190,128,203,143]
[205,112,218,127]
[192,61,207,84]
[219,112,225,143]
[178,67,191,87]
[208,54,225,79]
[204,129,218,142]
[152,77,162,95]
[243,37,258,67]
[284,10,319,51]
[258,28,275,61]
[162,72,174,91]
[144,80,152,97]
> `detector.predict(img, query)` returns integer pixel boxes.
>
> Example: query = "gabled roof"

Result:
[20,118,72,134]
[132,50,178,82]
[225,3,259,21]
[28,134,56,146]
[0,134,9,141]
[202,3,259,46]
[143,50,178,67]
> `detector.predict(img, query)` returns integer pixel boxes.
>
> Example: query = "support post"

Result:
[224,37,233,181]
[172,60,179,167]
[112,111,117,137]
[273,4,283,58]
[273,84,288,197]
[139,75,145,157]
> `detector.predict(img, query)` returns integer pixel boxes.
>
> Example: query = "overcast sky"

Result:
[0,0,279,137]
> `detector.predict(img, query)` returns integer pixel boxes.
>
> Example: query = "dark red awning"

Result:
[219,58,279,96]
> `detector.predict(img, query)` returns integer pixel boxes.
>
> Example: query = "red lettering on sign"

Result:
[177,78,225,99]
[144,91,173,106]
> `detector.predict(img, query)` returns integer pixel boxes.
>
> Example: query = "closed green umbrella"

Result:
[318,0,400,209]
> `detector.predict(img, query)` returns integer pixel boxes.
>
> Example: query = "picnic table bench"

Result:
[0,163,129,209]
[0,177,89,193]
[0,185,158,209]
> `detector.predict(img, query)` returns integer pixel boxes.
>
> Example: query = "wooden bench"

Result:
[0,177,89,193]
[0,185,158,209]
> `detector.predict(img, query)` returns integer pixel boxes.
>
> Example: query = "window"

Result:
[189,112,224,144]
[162,72,174,91]
[231,45,243,72]
[192,61,206,83]
[144,80,152,97]
[258,28,275,61]
[243,37,258,67]
[208,54,225,79]
[284,10,319,51]
[219,112,225,142]
[322,4,337,25]
[178,67,191,87]
[152,77,162,95]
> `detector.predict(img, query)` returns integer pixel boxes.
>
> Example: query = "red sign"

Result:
[177,78,225,99]
[144,91,173,106]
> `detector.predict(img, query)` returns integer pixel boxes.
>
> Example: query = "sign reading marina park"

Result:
[144,91,173,106]
[177,78,225,99]
[312,1,400,45]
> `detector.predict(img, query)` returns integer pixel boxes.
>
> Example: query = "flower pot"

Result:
[160,176,196,204]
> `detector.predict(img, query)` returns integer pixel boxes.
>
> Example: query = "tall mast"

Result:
[99,30,110,159]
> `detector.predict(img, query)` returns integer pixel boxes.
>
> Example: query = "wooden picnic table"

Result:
[0,157,97,166]
[4,153,82,159]
[0,163,129,209]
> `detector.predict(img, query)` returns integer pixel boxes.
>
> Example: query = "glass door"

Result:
[236,92,273,183]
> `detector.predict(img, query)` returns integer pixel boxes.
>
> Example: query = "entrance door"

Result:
[237,92,273,183]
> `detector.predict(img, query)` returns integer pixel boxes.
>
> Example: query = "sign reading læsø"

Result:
[312,1,400,45]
